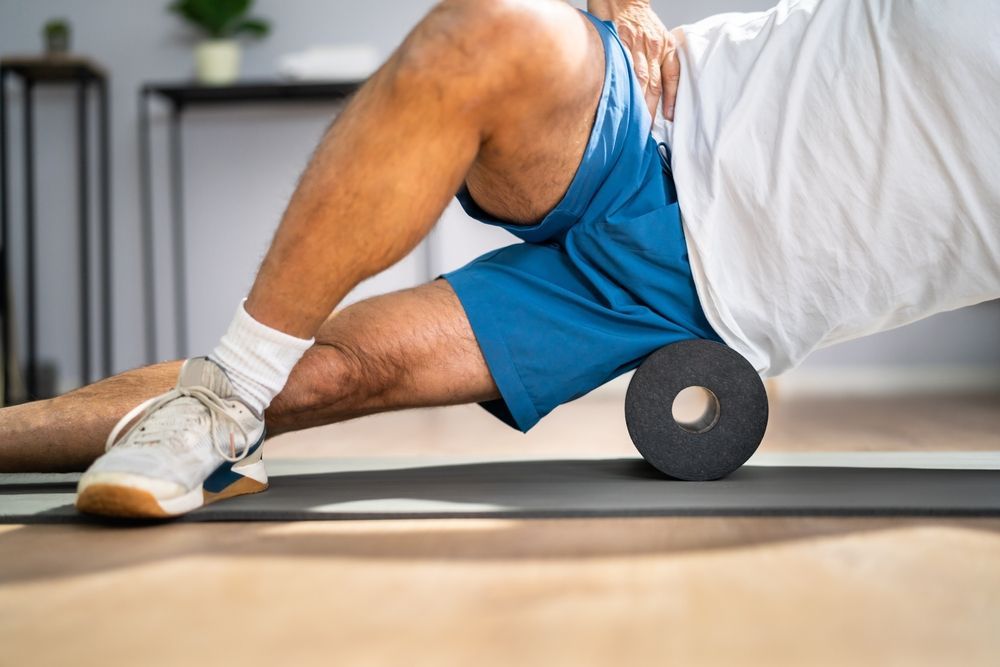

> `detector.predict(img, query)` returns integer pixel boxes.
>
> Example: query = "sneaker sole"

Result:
[76,436,268,519]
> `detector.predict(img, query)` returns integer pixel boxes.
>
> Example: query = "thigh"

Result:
[464,5,606,225]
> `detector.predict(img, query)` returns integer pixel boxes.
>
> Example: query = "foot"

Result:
[76,357,267,519]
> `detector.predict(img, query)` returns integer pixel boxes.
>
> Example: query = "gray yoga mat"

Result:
[2,452,1000,523]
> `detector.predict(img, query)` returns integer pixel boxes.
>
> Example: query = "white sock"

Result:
[209,300,314,415]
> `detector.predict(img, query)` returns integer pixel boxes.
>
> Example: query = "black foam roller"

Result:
[625,340,769,481]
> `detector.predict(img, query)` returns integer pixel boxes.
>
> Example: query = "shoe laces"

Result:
[105,385,254,463]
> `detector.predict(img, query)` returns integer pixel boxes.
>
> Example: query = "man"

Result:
[1,0,997,517]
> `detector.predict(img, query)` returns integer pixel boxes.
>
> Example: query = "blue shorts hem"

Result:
[442,271,541,433]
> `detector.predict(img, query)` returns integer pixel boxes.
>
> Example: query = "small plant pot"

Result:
[195,39,241,85]
[43,19,71,55]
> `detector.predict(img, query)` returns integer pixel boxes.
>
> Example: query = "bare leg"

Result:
[0,0,606,472]
[0,281,492,472]
[265,281,497,434]
[0,363,183,472]
[244,0,602,336]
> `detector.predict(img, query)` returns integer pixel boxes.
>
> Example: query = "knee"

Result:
[265,344,346,425]
[393,0,585,95]
[265,339,400,424]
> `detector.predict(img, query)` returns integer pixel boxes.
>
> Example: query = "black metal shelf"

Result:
[143,79,362,107]
[1,56,112,404]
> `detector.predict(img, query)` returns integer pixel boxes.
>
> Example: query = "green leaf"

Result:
[233,18,270,39]
[167,0,261,39]
[168,0,202,27]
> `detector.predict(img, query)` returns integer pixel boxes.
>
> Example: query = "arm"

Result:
[588,0,680,120]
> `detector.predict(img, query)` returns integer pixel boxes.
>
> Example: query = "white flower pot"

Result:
[195,39,241,85]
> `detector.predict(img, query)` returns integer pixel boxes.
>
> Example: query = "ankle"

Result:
[209,300,314,414]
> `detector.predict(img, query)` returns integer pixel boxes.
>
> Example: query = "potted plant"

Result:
[169,0,270,85]
[43,19,71,55]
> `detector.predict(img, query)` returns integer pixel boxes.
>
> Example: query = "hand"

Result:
[588,0,681,120]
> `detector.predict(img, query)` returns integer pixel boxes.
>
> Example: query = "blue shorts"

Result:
[442,11,721,432]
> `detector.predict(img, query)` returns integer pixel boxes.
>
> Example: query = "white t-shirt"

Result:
[652,0,1000,376]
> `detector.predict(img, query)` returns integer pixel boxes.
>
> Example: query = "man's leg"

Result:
[0,281,494,472]
[2,0,605,489]
[244,0,602,341]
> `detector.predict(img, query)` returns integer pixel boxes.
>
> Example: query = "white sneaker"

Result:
[76,357,268,519]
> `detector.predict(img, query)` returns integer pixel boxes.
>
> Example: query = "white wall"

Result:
[1,0,997,393]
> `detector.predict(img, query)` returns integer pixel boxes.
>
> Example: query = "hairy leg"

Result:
[0,363,183,472]
[0,282,492,472]
[265,281,497,435]
[0,0,607,472]
[244,0,603,336]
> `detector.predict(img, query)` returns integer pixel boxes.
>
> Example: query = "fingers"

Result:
[611,6,676,121]
[631,49,660,120]
[661,48,680,121]
[643,49,663,120]
[622,34,662,120]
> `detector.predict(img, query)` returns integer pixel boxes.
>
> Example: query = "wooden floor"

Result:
[2,392,999,666]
